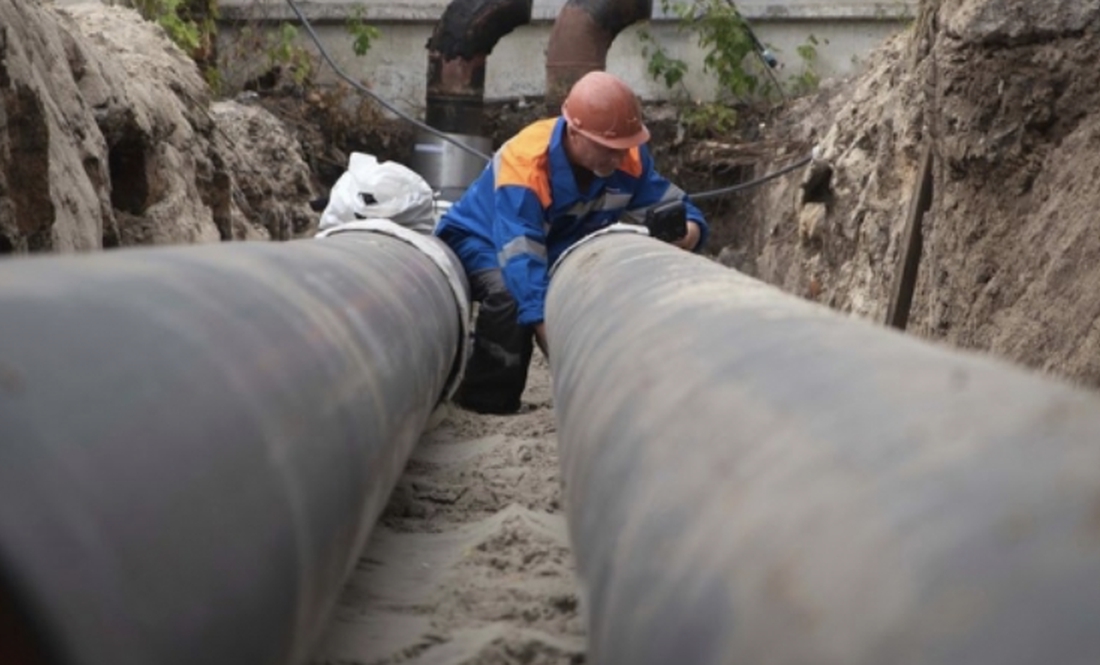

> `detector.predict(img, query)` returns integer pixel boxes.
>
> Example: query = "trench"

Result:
[309,355,585,665]
[5,0,1100,662]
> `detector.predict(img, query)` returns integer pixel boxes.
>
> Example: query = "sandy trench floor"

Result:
[310,354,586,664]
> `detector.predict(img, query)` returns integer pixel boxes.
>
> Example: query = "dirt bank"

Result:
[728,0,1100,389]
[0,0,316,252]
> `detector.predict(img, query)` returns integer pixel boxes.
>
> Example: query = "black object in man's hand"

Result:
[644,201,688,242]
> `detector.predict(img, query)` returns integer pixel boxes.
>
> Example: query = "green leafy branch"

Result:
[346,7,381,57]
[640,0,825,107]
[132,0,206,55]
[788,34,822,95]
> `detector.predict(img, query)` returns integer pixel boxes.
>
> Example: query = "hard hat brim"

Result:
[574,124,651,150]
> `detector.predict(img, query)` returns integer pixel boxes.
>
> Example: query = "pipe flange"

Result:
[315,220,472,404]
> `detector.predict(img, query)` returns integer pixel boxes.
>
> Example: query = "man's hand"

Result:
[673,221,702,251]
[534,322,549,359]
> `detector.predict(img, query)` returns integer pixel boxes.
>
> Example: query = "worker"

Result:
[434,70,709,414]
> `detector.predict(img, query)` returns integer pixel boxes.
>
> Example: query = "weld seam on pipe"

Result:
[315,220,472,402]
[548,222,649,277]
[546,233,1100,665]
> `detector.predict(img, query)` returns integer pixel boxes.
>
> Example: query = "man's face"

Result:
[568,128,628,178]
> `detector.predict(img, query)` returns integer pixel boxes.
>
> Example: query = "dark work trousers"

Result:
[454,268,535,414]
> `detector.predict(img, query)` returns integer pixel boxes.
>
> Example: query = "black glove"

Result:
[644,201,688,243]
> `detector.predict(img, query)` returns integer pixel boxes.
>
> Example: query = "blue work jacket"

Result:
[435,116,708,326]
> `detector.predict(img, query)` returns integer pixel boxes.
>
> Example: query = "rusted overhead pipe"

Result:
[0,230,467,665]
[425,0,533,135]
[545,0,652,108]
[416,0,531,199]
[547,231,1100,665]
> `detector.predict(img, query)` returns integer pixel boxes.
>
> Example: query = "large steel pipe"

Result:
[414,0,530,200]
[544,0,652,109]
[547,232,1100,665]
[0,231,466,665]
[424,0,532,135]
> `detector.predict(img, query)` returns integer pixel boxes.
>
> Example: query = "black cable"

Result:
[282,0,493,163]
[689,154,812,201]
[722,0,788,102]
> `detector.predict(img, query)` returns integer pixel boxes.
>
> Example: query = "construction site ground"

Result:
[5,0,1100,663]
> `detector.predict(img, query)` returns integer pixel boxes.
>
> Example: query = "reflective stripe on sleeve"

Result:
[498,236,548,266]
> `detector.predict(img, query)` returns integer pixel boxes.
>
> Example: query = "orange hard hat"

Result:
[561,71,650,150]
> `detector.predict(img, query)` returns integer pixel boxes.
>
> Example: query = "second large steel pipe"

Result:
[0,231,465,665]
[547,233,1100,665]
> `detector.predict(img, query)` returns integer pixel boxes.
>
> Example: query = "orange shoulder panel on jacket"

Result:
[494,118,557,208]
[620,147,644,178]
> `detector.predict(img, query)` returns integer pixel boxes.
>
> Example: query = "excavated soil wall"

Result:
[0,0,316,253]
[730,0,1100,389]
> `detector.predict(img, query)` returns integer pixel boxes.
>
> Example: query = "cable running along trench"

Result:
[282,0,492,162]
[283,0,812,199]
[689,154,813,201]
